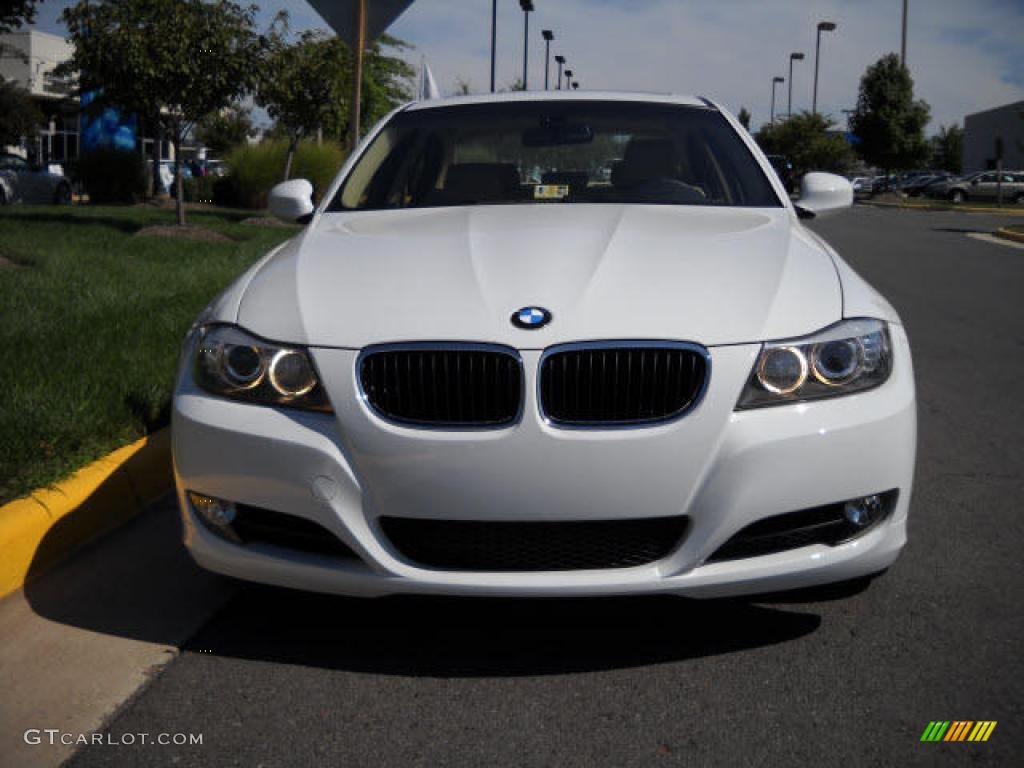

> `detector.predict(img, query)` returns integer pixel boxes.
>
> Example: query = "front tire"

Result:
[1014,192,1024,205]
[951,190,966,204]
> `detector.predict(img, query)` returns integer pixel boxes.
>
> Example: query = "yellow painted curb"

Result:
[0,429,172,599]
[995,227,1024,244]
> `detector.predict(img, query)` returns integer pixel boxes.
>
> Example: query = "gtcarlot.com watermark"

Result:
[24,729,203,747]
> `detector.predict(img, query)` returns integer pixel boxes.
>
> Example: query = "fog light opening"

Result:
[188,492,244,544]
[843,494,883,528]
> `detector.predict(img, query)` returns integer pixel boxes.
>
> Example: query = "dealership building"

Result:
[964,100,1024,173]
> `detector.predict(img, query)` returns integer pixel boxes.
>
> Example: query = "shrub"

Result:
[182,175,217,204]
[224,140,347,209]
[78,148,148,204]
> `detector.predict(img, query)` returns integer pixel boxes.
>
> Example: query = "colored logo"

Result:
[920,721,997,742]
[511,306,552,330]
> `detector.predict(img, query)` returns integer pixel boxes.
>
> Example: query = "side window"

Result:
[979,173,996,183]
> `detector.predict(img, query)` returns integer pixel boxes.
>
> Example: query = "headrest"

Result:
[613,138,677,188]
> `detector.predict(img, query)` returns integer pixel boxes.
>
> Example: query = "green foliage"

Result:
[78,148,148,203]
[850,53,931,172]
[931,124,964,174]
[0,0,39,32]
[0,205,296,503]
[256,23,413,173]
[0,77,41,147]
[197,106,256,155]
[224,140,347,208]
[60,0,269,223]
[755,112,854,177]
[182,175,218,204]
[737,107,752,131]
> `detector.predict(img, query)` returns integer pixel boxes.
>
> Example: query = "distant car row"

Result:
[845,169,1024,204]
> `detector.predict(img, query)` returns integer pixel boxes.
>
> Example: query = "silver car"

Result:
[0,153,73,205]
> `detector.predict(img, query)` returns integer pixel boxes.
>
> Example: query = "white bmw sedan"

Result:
[173,92,916,598]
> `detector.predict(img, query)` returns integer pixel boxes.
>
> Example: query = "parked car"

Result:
[903,173,954,197]
[871,175,897,194]
[849,176,874,196]
[765,153,795,194]
[174,91,914,600]
[0,153,72,205]
[940,171,1024,204]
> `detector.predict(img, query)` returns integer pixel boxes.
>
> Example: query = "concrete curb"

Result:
[0,429,172,599]
[858,200,1024,216]
[994,227,1024,244]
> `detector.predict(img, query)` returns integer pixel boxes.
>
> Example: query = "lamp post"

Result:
[770,76,784,124]
[787,52,804,117]
[490,0,497,92]
[564,69,573,91]
[554,55,565,89]
[812,21,836,115]
[900,0,908,66]
[542,30,554,90]
[519,0,534,90]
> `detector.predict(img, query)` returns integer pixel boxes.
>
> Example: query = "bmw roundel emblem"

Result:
[511,306,552,330]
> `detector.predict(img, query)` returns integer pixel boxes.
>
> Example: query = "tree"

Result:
[755,111,854,178]
[60,0,267,225]
[256,25,413,181]
[257,28,348,180]
[1,0,40,32]
[0,77,42,147]
[850,53,930,172]
[931,123,963,174]
[737,107,751,131]
[197,105,256,155]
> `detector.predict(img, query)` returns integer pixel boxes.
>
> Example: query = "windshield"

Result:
[328,100,782,211]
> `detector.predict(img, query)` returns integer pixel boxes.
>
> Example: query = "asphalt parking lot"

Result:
[62,206,1023,767]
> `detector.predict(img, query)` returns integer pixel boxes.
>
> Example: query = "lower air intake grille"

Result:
[540,343,708,426]
[706,490,898,562]
[380,516,690,571]
[233,505,358,560]
[359,345,522,427]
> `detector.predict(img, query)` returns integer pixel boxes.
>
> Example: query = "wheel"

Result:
[54,182,72,205]
[1015,192,1024,205]
[0,185,6,205]
[951,189,965,204]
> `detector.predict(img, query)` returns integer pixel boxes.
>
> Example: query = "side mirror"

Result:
[797,172,853,218]
[268,179,315,223]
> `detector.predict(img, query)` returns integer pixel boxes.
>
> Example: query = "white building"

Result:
[0,29,80,163]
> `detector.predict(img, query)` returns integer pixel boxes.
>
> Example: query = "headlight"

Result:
[736,318,891,409]
[192,325,332,412]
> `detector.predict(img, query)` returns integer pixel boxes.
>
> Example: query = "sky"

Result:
[32,0,1024,134]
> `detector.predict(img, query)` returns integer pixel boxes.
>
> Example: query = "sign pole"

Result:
[350,0,367,151]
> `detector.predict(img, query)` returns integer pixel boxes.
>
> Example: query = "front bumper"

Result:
[172,326,916,598]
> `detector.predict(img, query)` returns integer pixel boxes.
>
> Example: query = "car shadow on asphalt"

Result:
[23,497,828,678]
[179,584,823,678]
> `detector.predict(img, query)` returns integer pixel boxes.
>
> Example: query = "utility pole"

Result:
[490,0,497,92]
[349,0,367,150]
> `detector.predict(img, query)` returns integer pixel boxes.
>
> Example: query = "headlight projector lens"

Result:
[757,346,808,394]
[223,344,265,388]
[269,349,317,397]
[812,339,864,385]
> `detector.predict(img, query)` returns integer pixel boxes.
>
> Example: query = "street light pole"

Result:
[349,0,367,149]
[812,21,836,115]
[900,0,908,67]
[490,0,497,92]
[555,55,565,89]
[542,30,554,90]
[770,76,784,124]
[520,1,534,90]
[787,52,804,117]
[564,69,573,91]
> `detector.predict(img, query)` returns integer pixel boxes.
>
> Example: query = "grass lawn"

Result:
[0,205,297,503]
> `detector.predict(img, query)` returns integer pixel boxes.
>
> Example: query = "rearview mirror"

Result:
[522,122,594,147]
[268,179,315,223]
[797,172,853,218]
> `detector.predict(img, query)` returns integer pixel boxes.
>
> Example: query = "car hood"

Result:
[235,204,841,348]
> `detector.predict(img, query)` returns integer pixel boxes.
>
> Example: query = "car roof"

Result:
[403,90,712,112]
